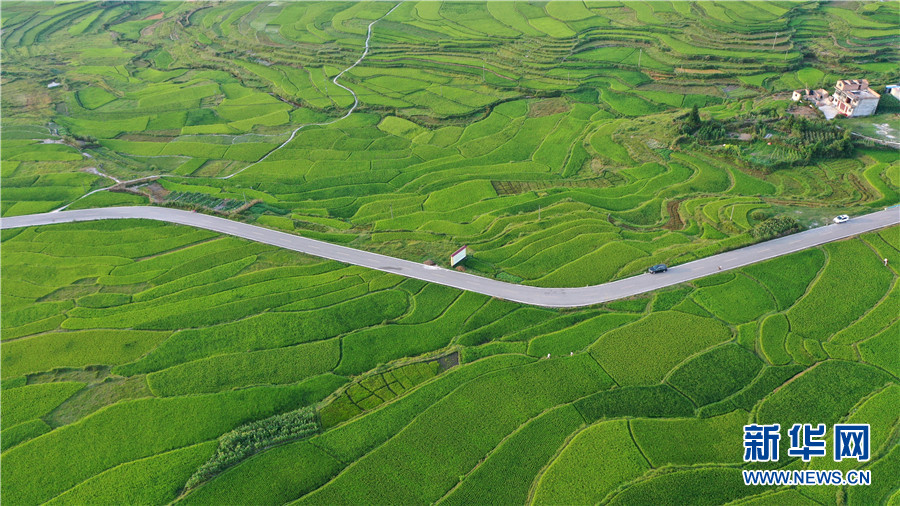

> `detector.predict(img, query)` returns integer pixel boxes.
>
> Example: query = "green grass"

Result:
[760,313,792,365]
[2,330,171,379]
[297,355,611,505]
[441,404,584,506]
[743,248,824,310]
[574,384,695,421]
[591,311,733,385]
[666,344,764,406]
[1,384,313,505]
[631,410,748,466]
[692,274,775,324]
[608,467,767,505]
[46,442,217,506]
[179,441,342,505]
[1,381,85,427]
[757,360,892,429]
[2,3,899,501]
[2,222,898,504]
[146,340,342,396]
[787,240,893,341]
[532,419,649,505]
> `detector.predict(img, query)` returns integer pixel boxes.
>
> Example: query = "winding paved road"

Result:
[2,206,897,307]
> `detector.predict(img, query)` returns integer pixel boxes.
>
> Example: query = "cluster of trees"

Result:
[679,105,727,141]
[678,105,856,171]
[779,116,853,165]
[750,216,801,240]
[184,406,320,491]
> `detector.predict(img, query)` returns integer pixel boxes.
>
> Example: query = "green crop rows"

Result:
[1,221,898,504]
[2,1,898,289]
[2,1,899,504]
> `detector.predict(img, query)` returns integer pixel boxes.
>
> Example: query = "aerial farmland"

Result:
[1,1,898,505]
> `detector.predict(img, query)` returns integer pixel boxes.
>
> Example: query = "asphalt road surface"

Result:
[2,206,897,308]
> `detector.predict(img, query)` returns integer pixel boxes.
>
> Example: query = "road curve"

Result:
[2,206,898,308]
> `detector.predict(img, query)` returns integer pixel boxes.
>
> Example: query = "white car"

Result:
[833,214,850,224]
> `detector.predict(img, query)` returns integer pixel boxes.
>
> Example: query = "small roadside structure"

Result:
[831,79,880,117]
[450,245,467,267]
[47,81,61,88]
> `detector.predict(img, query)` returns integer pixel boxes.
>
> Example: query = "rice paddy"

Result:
[1,221,897,504]
[2,2,899,505]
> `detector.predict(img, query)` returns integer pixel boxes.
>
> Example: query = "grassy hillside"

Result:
[1,221,897,505]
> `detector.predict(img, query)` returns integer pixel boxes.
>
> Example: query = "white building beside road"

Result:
[831,79,880,117]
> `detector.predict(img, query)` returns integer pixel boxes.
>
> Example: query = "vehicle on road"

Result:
[833,214,850,224]
[648,264,668,274]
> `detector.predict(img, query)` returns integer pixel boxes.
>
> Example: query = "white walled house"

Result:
[832,79,880,117]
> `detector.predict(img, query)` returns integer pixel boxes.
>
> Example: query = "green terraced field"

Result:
[1,221,897,505]
[2,2,899,505]
[2,1,898,288]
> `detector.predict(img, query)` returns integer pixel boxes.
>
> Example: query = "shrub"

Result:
[185,406,320,490]
[750,216,801,239]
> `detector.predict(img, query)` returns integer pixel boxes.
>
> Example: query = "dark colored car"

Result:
[648,264,668,274]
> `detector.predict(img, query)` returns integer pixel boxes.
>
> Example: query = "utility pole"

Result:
[771,32,778,51]
[638,48,642,69]
[538,205,541,221]
[482,59,486,82]
[390,204,393,220]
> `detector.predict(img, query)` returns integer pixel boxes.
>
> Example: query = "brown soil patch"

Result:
[433,351,460,372]
[145,182,170,200]
[144,12,164,21]
[528,97,571,118]
[788,104,820,119]
[663,199,684,230]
